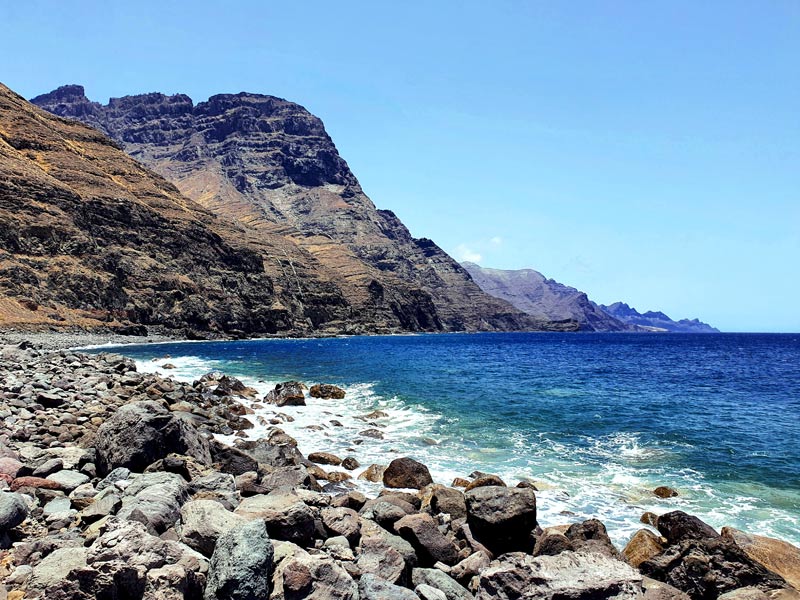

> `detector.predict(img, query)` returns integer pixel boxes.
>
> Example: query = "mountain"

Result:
[461,262,628,332]
[599,302,719,333]
[31,85,564,332]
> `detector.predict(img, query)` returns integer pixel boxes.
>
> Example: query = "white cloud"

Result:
[490,236,503,246]
[454,244,482,263]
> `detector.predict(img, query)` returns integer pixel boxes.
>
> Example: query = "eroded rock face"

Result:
[31,85,563,334]
[95,401,212,475]
[476,551,643,600]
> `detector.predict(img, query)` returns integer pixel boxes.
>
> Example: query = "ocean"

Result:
[90,332,800,548]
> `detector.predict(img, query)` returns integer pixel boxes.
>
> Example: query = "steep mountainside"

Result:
[0,82,451,335]
[32,85,560,331]
[461,262,627,332]
[599,302,719,333]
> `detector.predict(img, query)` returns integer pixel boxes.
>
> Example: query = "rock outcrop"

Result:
[31,85,563,333]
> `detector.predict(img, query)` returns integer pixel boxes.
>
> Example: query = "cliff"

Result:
[31,85,561,332]
[0,82,448,335]
[599,302,719,333]
[461,262,627,332]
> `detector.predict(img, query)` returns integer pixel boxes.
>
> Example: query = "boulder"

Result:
[653,486,679,498]
[394,512,460,566]
[234,490,316,546]
[210,440,259,476]
[117,471,189,533]
[476,551,643,600]
[639,536,789,599]
[356,535,408,585]
[264,381,306,407]
[533,529,574,557]
[260,465,321,492]
[308,452,342,466]
[420,484,467,519]
[464,474,506,491]
[722,527,800,592]
[0,492,28,531]
[95,401,212,475]
[358,464,386,483]
[205,519,274,600]
[416,584,449,600]
[656,510,719,545]
[180,499,247,556]
[358,574,418,600]
[383,457,433,490]
[0,457,23,478]
[623,529,665,568]
[45,469,89,493]
[465,486,537,555]
[309,384,346,400]
[275,554,358,599]
[342,457,360,471]
[564,519,620,558]
[321,506,361,545]
[27,546,90,592]
[412,568,474,600]
[450,551,491,585]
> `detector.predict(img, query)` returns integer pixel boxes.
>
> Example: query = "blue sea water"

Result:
[93,332,800,548]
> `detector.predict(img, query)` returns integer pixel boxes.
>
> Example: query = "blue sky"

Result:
[2,1,798,331]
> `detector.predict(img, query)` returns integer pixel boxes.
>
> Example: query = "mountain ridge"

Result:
[32,84,567,332]
[599,301,719,333]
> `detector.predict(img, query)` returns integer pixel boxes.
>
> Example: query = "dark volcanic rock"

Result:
[465,486,537,555]
[205,519,274,600]
[32,85,565,334]
[264,381,306,407]
[94,400,212,475]
[309,383,346,399]
[656,511,720,545]
[383,457,434,490]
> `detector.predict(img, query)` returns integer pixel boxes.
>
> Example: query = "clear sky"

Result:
[1,1,798,332]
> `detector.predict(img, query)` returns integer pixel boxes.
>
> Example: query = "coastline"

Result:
[1,338,799,598]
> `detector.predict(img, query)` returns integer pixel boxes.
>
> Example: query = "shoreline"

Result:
[1,340,798,598]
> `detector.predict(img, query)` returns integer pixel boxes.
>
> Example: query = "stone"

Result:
[260,465,321,492]
[210,440,259,476]
[276,554,358,599]
[0,492,28,531]
[451,478,471,488]
[464,474,506,491]
[465,486,537,555]
[657,510,720,545]
[180,499,247,556]
[95,401,212,475]
[28,547,89,591]
[639,536,789,599]
[341,457,360,471]
[722,527,800,592]
[0,457,22,478]
[564,519,620,558]
[358,464,386,483]
[80,491,122,523]
[42,496,72,516]
[383,457,433,490]
[309,384,346,400]
[205,519,274,600]
[96,466,132,491]
[416,584,449,600]
[395,512,460,567]
[450,551,491,585]
[234,490,316,546]
[357,535,408,585]
[45,469,89,493]
[533,529,574,557]
[32,458,64,477]
[420,484,467,519]
[321,507,361,545]
[358,574,418,600]
[117,471,189,532]
[476,551,642,599]
[654,486,679,498]
[264,381,306,407]
[10,476,61,491]
[308,452,342,466]
[412,568,474,600]
[623,529,665,568]
[642,577,691,600]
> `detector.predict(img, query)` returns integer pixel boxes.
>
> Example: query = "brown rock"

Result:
[394,513,460,567]
[624,529,665,568]
[308,452,342,466]
[722,527,800,591]
[10,476,61,491]
[465,474,506,491]
[358,464,386,483]
[654,486,679,498]
[383,457,433,490]
[309,384,346,400]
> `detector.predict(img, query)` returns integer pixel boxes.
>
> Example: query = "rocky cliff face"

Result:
[599,302,719,333]
[461,262,626,332]
[32,86,560,330]
[0,82,448,335]
[31,85,559,332]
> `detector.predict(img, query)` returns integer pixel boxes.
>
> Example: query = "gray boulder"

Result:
[234,489,316,546]
[321,506,361,545]
[264,381,306,407]
[117,471,189,532]
[412,568,474,600]
[180,499,247,556]
[0,492,28,530]
[395,512,460,567]
[95,401,212,475]
[357,535,408,585]
[205,519,274,600]
[274,554,357,599]
[465,486,537,555]
[358,573,418,600]
[476,551,642,600]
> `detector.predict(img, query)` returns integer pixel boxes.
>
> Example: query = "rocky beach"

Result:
[1,334,799,600]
